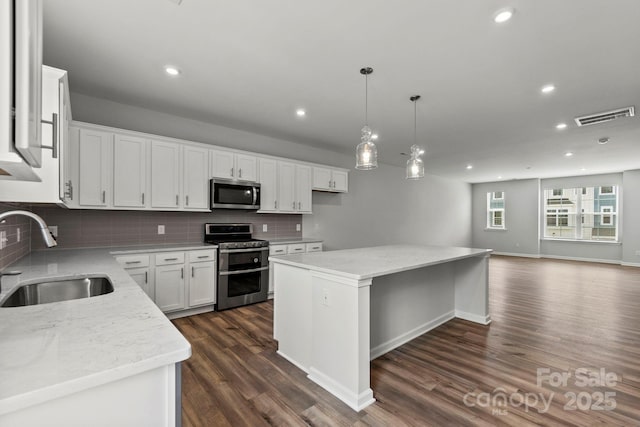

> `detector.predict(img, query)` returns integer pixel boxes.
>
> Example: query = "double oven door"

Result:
[217,246,269,310]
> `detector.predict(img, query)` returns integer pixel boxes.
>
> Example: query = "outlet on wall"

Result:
[16,228,20,243]
[262,224,268,232]
[158,225,165,235]
[0,231,6,250]
[296,224,301,232]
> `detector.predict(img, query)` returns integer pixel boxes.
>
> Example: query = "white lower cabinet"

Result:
[116,248,216,317]
[268,241,322,297]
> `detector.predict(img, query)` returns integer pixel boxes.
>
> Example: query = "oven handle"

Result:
[219,266,269,276]
[219,247,269,254]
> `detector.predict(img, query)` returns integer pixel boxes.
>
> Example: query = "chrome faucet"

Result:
[0,210,57,247]
[0,210,57,293]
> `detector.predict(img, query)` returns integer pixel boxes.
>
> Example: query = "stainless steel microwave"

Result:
[210,178,261,210]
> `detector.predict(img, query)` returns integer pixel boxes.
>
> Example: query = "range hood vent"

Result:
[574,106,635,127]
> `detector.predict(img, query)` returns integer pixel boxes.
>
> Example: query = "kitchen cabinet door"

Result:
[312,167,332,191]
[113,134,147,208]
[295,165,312,213]
[277,161,296,213]
[125,267,153,300]
[188,261,216,307]
[155,264,185,312]
[151,140,181,208]
[236,153,257,181]
[210,149,235,179]
[258,158,278,212]
[78,128,112,207]
[183,146,209,209]
[331,170,348,192]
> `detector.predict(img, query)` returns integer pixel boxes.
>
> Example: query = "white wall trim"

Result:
[276,350,309,374]
[540,254,621,265]
[369,311,455,360]
[307,367,375,412]
[165,305,214,320]
[620,262,640,268]
[492,252,541,258]
[455,310,492,325]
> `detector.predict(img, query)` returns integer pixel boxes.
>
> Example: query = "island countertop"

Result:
[0,248,192,415]
[269,244,492,280]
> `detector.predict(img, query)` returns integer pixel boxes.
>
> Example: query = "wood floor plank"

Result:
[173,255,640,426]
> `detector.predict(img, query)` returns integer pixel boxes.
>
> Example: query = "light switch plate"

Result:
[16,228,20,242]
[158,225,165,235]
[262,224,268,232]
[296,224,301,232]
[0,231,6,250]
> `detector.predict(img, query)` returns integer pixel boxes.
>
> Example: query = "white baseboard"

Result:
[540,254,621,265]
[455,310,492,325]
[369,311,455,360]
[621,262,640,268]
[492,252,541,258]
[276,350,309,374]
[308,367,375,412]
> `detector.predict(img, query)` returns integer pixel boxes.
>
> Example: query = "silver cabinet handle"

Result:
[102,190,106,203]
[239,168,242,178]
[141,193,145,204]
[145,271,148,284]
[197,255,209,259]
[311,246,320,250]
[165,257,178,261]
[274,200,277,209]
[191,266,194,277]
[64,180,73,200]
[40,113,58,158]
[230,167,234,177]
[181,267,184,279]
[298,201,301,210]
[176,195,179,206]
[186,195,189,206]
[125,261,141,265]
[292,201,295,209]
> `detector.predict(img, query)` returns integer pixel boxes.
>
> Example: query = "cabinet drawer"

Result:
[188,249,217,263]
[269,245,287,256]
[115,254,150,268]
[155,252,185,266]
[306,242,323,252]
[287,244,306,254]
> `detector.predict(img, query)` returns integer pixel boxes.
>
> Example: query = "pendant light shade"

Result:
[355,67,378,170]
[406,95,425,180]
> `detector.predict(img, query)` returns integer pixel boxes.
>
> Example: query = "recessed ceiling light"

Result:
[165,66,181,76]
[296,109,306,117]
[371,133,379,140]
[494,8,515,23]
[598,137,610,145]
[565,152,574,157]
[497,175,503,179]
[466,164,473,170]
[541,84,556,94]
[556,123,568,130]
[581,167,587,171]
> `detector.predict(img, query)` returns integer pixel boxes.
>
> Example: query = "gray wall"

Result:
[70,92,473,252]
[471,179,540,256]
[622,169,640,265]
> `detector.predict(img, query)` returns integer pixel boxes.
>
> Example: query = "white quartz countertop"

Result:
[0,248,192,415]
[109,242,216,254]
[267,238,323,245]
[269,244,492,280]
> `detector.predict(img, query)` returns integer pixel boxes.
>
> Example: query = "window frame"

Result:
[486,192,506,230]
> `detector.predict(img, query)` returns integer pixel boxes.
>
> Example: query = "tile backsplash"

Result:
[0,203,32,270]
[29,206,302,251]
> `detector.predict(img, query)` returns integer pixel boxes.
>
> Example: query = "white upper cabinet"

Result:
[313,167,348,193]
[278,161,296,213]
[258,157,278,212]
[295,164,312,213]
[78,128,112,207]
[151,140,181,209]
[113,134,147,208]
[183,145,209,209]
[210,149,257,182]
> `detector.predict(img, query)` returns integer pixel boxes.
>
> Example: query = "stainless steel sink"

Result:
[1,276,114,307]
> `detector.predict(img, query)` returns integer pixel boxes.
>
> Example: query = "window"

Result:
[487,192,505,229]
[543,185,618,242]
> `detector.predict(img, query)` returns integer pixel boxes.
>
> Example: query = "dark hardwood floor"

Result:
[172,256,640,426]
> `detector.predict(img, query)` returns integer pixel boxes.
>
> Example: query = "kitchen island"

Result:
[0,248,192,426]
[270,244,492,411]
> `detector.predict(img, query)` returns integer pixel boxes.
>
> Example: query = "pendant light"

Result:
[406,95,425,179]
[355,67,378,170]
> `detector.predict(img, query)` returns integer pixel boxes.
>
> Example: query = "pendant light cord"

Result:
[365,73,369,126]
[414,98,417,146]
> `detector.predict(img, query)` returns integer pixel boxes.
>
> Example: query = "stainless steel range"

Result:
[204,223,269,311]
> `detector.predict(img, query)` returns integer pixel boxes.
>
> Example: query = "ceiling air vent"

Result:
[574,106,635,127]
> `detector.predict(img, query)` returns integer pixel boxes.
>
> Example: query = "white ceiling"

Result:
[42,0,640,183]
